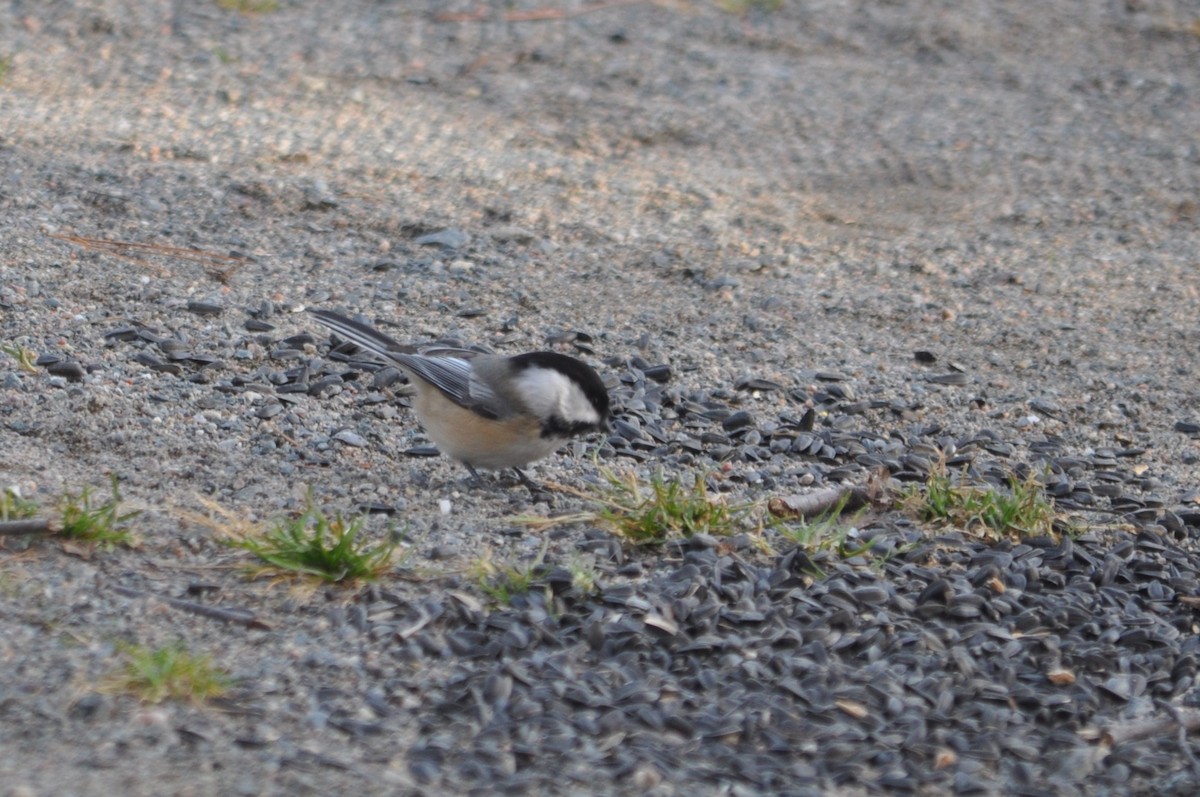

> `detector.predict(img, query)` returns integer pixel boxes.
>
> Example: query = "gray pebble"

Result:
[333,429,369,447]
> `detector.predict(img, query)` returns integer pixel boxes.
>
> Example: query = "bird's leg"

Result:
[463,463,484,487]
[511,468,552,502]
[511,468,540,491]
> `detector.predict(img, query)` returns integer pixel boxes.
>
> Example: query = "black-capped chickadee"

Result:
[310,309,610,486]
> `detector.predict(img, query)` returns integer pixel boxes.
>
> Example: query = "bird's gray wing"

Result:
[311,308,506,418]
[390,353,505,420]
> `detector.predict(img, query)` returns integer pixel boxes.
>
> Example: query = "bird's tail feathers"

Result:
[308,308,415,361]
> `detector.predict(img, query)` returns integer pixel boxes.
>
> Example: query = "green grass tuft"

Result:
[107,643,230,704]
[471,540,548,606]
[902,461,1056,540]
[59,475,138,548]
[777,491,875,558]
[227,498,398,583]
[2,487,39,521]
[474,559,542,605]
[591,468,750,544]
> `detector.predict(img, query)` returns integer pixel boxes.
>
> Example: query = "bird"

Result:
[309,309,610,488]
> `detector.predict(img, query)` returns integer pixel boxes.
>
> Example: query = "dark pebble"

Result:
[103,326,140,342]
[373,366,404,390]
[721,410,756,431]
[643,364,672,383]
[333,430,369,447]
[928,372,970,386]
[47,360,86,380]
[403,446,441,458]
[308,374,344,397]
[186,300,223,316]
[255,402,284,419]
[735,376,785,392]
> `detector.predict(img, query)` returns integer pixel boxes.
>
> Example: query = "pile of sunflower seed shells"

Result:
[296,328,1200,796]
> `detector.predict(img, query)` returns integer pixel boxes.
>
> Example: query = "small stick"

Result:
[109,584,272,630]
[433,8,488,22]
[0,518,54,536]
[435,0,647,24]
[769,467,893,521]
[768,481,886,521]
[1161,701,1200,772]
[49,233,246,282]
[1099,706,1200,747]
[49,234,245,266]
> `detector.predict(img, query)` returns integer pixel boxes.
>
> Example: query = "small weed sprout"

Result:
[1,343,38,373]
[472,541,548,606]
[105,643,230,704]
[226,498,398,583]
[474,559,541,605]
[59,475,138,548]
[2,487,39,521]
[779,492,874,558]
[903,461,1056,540]
[567,556,599,595]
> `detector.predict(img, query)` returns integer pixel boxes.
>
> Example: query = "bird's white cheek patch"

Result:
[562,383,601,426]
[514,367,600,425]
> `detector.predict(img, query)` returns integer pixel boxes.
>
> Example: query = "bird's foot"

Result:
[511,468,553,503]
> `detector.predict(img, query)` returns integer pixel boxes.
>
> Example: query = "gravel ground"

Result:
[3,1,1200,795]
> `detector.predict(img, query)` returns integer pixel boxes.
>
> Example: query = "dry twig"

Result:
[109,584,272,630]
[49,233,247,283]
[0,518,53,536]
[1097,706,1200,747]
[435,0,648,23]
[768,473,891,520]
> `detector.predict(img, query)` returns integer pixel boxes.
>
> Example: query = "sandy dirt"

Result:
[2,2,1200,795]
